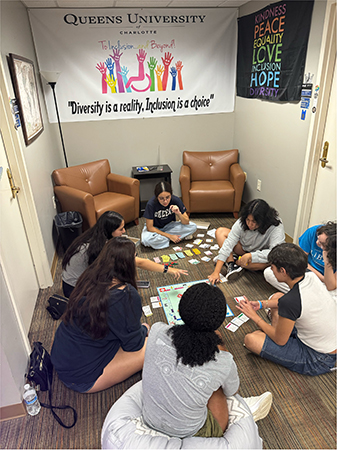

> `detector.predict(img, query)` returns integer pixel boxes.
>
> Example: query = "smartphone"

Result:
[137,280,150,289]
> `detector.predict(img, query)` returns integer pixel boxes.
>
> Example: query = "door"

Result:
[309,56,336,226]
[0,130,39,339]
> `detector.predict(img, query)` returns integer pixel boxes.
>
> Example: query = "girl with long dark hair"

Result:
[141,181,197,249]
[51,237,149,393]
[62,210,188,297]
[208,199,285,284]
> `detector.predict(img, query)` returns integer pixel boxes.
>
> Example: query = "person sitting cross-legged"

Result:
[236,243,336,376]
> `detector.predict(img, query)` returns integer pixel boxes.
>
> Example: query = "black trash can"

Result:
[54,211,83,250]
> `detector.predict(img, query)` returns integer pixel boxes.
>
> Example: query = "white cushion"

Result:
[101,381,262,449]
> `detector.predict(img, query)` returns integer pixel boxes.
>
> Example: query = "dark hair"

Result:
[154,181,173,198]
[168,283,227,367]
[63,237,137,339]
[62,211,124,269]
[268,243,308,279]
[317,221,336,271]
[239,199,281,234]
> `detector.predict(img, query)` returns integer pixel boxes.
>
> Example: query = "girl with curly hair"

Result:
[208,199,285,284]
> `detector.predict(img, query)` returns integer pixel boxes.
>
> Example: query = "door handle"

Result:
[6,168,20,199]
[319,141,329,168]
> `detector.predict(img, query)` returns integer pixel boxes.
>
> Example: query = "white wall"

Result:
[234,0,327,236]
[1,0,64,266]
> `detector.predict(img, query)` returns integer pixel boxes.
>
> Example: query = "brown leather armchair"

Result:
[52,159,139,230]
[179,150,245,218]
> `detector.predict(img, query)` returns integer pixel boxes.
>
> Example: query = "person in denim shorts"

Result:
[236,243,336,376]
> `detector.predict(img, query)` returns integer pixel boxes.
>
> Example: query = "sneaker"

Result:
[244,392,273,422]
[184,234,194,240]
[225,262,243,280]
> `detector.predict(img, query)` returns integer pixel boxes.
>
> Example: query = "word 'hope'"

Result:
[250,71,280,88]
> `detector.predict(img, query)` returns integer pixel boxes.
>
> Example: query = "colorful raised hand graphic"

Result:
[126,49,152,92]
[155,65,164,91]
[161,52,174,91]
[170,67,177,91]
[147,56,158,92]
[105,73,117,94]
[96,62,108,94]
[119,66,132,93]
[176,61,184,91]
[110,49,125,93]
[105,58,116,93]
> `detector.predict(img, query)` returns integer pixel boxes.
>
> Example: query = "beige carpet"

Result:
[1,213,336,449]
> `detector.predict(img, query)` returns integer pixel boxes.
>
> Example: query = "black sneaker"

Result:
[225,262,243,281]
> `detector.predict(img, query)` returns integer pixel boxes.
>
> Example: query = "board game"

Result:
[157,279,234,326]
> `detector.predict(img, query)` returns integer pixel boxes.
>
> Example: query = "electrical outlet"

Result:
[52,195,56,209]
[257,179,262,191]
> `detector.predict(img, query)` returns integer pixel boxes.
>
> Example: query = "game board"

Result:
[157,279,234,326]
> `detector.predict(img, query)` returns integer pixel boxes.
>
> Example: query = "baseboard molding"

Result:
[0,402,26,422]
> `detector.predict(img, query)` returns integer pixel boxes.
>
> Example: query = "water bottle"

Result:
[23,384,41,416]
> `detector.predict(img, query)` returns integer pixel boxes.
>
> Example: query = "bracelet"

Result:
[163,264,169,274]
[258,300,263,310]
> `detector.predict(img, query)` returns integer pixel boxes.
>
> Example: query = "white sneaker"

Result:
[244,391,273,422]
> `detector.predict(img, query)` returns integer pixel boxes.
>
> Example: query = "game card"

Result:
[197,234,205,237]
[142,305,153,317]
[169,253,179,260]
[150,296,160,302]
[204,250,213,256]
[153,257,161,263]
[193,239,203,245]
[161,255,171,263]
[188,259,200,265]
[201,256,211,262]
[184,250,193,256]
[210,245,219,250]
[176,252,185,258]
[234,296,245,303]
[152,302,162,308]
[206,239,214,243]
[225,322,238,332]
[173,246,182,251]
[207,229,216,238]
[199,243,211,249]
[185,243,194,248]
[237,313,249,323]
[192,248,201,255]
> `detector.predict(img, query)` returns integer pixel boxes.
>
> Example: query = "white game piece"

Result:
[142,305,153,317]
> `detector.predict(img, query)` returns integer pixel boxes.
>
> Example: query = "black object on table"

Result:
[131,164,172,215]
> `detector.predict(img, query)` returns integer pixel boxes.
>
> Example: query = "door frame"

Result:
[0,59,53,288]
[293,0,336,242]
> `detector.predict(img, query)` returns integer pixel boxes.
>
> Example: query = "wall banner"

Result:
[236,1,314,102]
[28,8,237,123]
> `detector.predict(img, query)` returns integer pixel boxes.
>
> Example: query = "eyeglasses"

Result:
[158,195,171,202]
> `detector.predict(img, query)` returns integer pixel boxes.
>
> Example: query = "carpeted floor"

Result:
[1,213,336,449]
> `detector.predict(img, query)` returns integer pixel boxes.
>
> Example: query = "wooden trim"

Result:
[285,233,293,243]
[0,402,26,422]
[50,248,59,281]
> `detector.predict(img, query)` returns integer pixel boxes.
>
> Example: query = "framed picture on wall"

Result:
[8,53,43,146]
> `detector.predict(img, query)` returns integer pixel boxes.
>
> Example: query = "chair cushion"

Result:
[52,159,110,196]
[189,181,235,213]
[183,150,238,182]
[94,192,136,224]
[101,381,262,449]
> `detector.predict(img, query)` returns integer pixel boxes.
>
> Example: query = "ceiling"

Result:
[20,0,252,9]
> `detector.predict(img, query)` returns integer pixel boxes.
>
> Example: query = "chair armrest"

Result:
[229,163,246,213]
[179,165,191,212]
[107,174,140,199]
[54,186,96,228]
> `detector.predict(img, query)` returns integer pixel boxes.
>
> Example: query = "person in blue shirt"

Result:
[264,221,336,293]
[51,237,150,393]
[141,181,197,249]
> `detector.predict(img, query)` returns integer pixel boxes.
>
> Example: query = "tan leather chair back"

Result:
[183,150,238,182]
[52,159,110,196]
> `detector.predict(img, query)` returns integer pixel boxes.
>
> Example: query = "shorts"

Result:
[61,379,95,393]
[261,327,337,376]
[194,409,224,438]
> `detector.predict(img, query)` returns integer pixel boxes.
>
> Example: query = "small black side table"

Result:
[132,164,172,214]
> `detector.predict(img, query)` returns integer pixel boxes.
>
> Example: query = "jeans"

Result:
[261,327,337,376]
[141,221,197,249]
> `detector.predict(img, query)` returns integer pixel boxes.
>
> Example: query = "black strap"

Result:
[40,376,77,429]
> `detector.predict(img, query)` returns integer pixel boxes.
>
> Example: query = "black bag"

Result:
[46,294,68,320]
[26,342,77,429]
